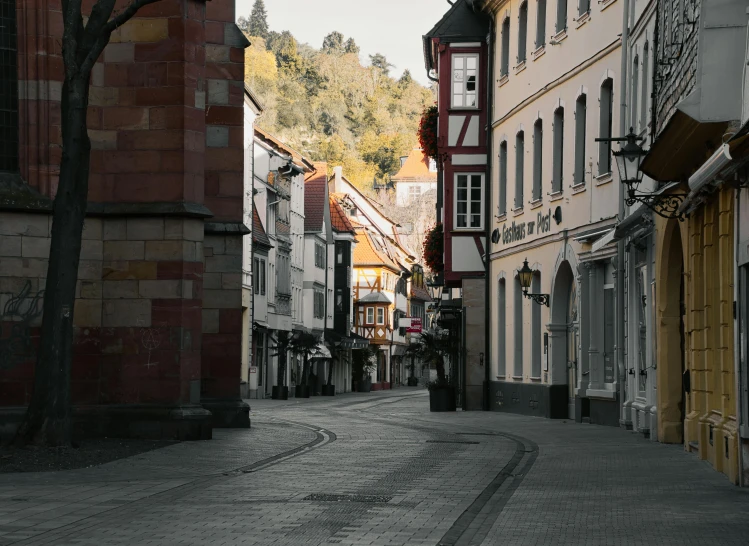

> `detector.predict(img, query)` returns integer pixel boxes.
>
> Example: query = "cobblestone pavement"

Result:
[1,389,748,545]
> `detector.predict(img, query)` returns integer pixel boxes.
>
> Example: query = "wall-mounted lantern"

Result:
[518,258,549,307]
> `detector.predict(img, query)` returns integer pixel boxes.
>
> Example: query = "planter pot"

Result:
[272,386,289,400]
[429,387,456,412]
[407,377,418,387]
[300,385,310,398]
[358,378,372,393]
[321,384,336,396]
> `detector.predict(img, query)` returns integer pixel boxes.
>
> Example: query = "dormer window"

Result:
[451,54,479,109]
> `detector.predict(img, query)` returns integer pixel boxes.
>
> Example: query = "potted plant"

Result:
[271,331,290,400]
[288,332,320,399]
[352,344,377,392]
[417,104,439,162]
[414,331,457,411]
[405,342,420,386]
[321,343,337,396]
[423,223,444,274]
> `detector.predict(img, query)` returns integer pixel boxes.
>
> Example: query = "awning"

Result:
[325,329,370,350]
[309,344,331,360]
[391,345,407,357]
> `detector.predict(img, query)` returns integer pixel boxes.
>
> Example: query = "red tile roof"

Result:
[353,228,399,271]
[391,149,437,182]
[304,166,327,232]
[252,204,272,248]
[329,197,355,234]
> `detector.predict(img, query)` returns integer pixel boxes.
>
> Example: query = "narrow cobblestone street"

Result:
[1,389,748,546]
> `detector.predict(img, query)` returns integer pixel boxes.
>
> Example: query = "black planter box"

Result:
[271,386,289,400]
[358,378,372,392]
[294,385,310,398]
[321,384,336,396]
[407,377,419,387]
[429,387,456,412]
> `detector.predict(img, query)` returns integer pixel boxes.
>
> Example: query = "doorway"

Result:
[550,260,575,418]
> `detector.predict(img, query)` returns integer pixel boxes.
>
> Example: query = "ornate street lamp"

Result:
[518,259,549,307]
[597,128,688,221]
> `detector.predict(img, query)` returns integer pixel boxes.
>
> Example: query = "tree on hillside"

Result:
[344,37,360,55]
[369,53,394,77]
[14,0,167,448]
[249,0,269,40]
[322,31,345,53]
[399,69,413,86]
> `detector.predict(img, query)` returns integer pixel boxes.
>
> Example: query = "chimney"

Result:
[333,166,343,193]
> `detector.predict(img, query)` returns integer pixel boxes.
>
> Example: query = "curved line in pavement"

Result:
[239,419,337,474]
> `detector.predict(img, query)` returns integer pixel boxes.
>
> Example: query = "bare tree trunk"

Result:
[15,77,91,446]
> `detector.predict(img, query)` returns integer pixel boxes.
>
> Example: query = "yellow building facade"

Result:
[655,186,738,483]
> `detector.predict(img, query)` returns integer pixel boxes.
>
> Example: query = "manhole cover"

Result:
[303,494,392,503]
[426,440,479,445]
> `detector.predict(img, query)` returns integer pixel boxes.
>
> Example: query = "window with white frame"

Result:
[598,78,614,175]
[451,54,479,108]
[536,0,547,48]
[376,307,385,325]
[552,107,564,192]
[454,173,484,230]
[408,185,422,201]
[254,258,266,295]
[499,141,508,215]
[366,307,374,324]
[518,2,528,63]
[501,17,510,76]
[574,94,587,185]
[532,120,543,201]
[315,242,325,269]
[515,131,525,209]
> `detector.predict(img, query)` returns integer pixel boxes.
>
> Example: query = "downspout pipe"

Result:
[483,7,496,411]
[616,0,630,426]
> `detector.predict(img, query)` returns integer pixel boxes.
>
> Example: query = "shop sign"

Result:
[407,318,423,333]
[495,207,562,246]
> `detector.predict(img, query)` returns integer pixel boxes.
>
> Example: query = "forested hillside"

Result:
[238,1,435,189]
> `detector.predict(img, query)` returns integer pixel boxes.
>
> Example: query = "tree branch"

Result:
[61,0,83,78]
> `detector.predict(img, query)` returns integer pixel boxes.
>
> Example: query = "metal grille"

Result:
[303,494,392,504]
[0,0,18,172]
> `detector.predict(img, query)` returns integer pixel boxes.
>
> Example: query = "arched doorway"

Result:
[656,220,686,443]
[549,260,576,418]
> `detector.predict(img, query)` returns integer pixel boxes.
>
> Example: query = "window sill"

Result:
[551,28,568,44]
[548,190,564,202]
[532,45,546,61]
[498,73,509,87]
[574,11,591,29]
[513,60,527,75]
[595,171,613,186]
[496,375,506,380]
[512,206,524,217]
[529,198,543,210]
[495,212,507,222]
[448,106,481,112]
[599,0,618,12]
[512,375,523,381]
[453,226,485,232]
[530,376,542,382]
[571,182,587,195]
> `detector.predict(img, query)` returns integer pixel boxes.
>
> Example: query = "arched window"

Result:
[598,78,614,175]
[631,55,639,132]
[552,107,564,193]
[531,272,541,378]
[501,17,511,76]
[532,119,543,201]
[0,0,19,172]
[514,275,524,378]
[498,278,507,377]
[574,94,587,185]
[641,43,649,132]
[499,141,508,215]
[536,0,547,48]
[556,0,567,33]
[515,131,525,209]
[518,2,528,63]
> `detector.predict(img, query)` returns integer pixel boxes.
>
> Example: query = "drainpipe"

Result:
[483,8,496,411]
[616,0,630,425]
[735,187,744,486]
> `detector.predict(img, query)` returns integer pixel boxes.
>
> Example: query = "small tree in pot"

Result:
[271,331,291,400]
[404,342,420,386]
[413,331,458,411]
[288,332,320,398]
[352,344,377,392]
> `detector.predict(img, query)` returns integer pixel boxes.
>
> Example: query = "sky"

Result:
[235,0,452,87]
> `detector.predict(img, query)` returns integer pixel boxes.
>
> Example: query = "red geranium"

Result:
[423,223,444,273]
[417,105,439,162]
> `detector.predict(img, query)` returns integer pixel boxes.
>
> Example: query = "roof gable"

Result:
[391,149,437,182]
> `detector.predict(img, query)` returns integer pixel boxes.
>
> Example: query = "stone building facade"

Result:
[0,0,250,439]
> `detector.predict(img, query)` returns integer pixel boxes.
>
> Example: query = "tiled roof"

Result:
[358,291,392,304]
[304,167,327,232]
[391,149,437,182]
[411,285,432,302]
[353,228,399,270]
[252,204,272,248]
[329,197,355,234]
[254,126,314,171]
